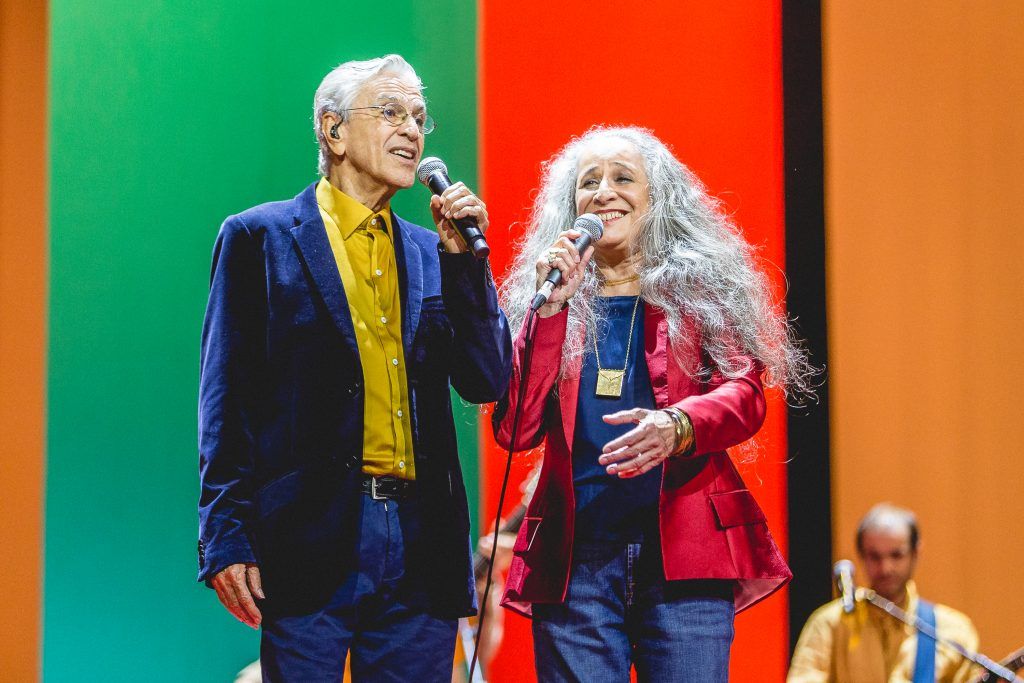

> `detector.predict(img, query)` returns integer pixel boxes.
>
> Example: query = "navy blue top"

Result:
[572,296,662,542]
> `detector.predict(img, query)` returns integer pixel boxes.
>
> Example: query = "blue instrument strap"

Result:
[913,599,937,683]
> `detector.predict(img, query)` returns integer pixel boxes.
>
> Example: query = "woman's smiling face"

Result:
[574,138,650,254]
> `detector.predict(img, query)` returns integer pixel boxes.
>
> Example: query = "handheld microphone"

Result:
[833,559,856,614]
[529,213,604,312]
[416,157,490,259]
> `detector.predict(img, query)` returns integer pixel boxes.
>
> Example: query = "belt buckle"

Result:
[370,476,386,500]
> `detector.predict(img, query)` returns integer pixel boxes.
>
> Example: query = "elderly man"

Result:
[197,54,511,681]
[788,503,979,683]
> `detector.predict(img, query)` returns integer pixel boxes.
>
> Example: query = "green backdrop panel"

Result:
[46,2,478,680]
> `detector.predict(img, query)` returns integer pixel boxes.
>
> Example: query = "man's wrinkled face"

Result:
[337,73,426,195]
[859,527,917,602]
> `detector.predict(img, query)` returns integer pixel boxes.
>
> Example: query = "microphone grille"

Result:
[833,559,854,577]
[416,156,447,185]
[573,213,604,241]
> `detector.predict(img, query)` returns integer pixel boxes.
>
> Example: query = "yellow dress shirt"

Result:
[788,581,979,683]
[316,178,415,480]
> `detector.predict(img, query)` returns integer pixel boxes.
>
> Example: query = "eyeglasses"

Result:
[337,102,436,135]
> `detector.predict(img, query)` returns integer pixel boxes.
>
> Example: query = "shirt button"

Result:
[380,316,387,324]
[398,461,406,470]
[375,269,383,277]
[397,409,403,417]
[370,217,378,226]
[392,358,399,366]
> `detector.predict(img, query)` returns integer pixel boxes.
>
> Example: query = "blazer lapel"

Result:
[558,322,584,451]
[644,304,671,408]
[289,184,358,350]
[391,212,423,359]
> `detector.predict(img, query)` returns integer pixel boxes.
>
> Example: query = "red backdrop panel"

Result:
[478,2,789,681]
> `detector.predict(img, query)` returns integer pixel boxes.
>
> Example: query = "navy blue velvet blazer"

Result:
[197,183,512,616]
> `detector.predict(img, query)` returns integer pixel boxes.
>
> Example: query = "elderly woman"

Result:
[493,126,813,681]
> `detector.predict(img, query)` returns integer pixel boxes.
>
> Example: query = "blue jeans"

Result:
[260,493,457,682]
[532,540,735,682]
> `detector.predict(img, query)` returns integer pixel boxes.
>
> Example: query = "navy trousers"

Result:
[260,493,457,682]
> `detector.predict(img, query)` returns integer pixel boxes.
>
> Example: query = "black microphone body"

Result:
[833,559,856,614]
[416,157,489,259]
[529,213,604,312]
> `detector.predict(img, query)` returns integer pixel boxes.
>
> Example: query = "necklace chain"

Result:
[593,295,642,373]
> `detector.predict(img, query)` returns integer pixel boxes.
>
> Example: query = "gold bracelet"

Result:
[663,407,694,457]
[663,409,684,449]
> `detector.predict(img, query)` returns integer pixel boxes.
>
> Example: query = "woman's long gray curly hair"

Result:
[499,126,815,397]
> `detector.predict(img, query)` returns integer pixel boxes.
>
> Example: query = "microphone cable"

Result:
[469,306,539,682]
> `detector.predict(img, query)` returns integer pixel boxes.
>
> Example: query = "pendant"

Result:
[596,369,625,398]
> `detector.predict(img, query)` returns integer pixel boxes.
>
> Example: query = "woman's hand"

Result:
[533,229,594,317]
[599,408,685,478]
[430,181,489,253]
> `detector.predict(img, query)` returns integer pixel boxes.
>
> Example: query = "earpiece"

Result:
[330,123,340,140]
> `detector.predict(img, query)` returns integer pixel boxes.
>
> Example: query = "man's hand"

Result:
[474,531,516,670]
[477,530,516,577]
[429,181,489,253]
[211,562,264,629]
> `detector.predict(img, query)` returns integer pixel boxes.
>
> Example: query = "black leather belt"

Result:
[360,474,415,500]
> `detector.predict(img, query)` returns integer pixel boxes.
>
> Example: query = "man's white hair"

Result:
[312,54,422,177]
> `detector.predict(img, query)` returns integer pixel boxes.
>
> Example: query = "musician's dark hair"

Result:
[855,503,920,553]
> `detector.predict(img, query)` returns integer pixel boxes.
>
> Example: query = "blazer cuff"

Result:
[197,538,257,585]
[518,306,570,373]
[671,373,765,457]
[439,248,498,315]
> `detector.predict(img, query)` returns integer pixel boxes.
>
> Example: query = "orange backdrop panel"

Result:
[824,0,1024,662]
[0,1,48,679]
[478,2,791,680]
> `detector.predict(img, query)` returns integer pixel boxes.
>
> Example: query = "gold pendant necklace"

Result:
[593,295,641,398]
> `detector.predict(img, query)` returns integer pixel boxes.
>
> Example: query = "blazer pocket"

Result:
[513,516,543,552]
[256,469,304,519]
[709,489,767,529]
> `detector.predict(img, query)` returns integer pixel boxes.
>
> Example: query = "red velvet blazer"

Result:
[493,304,791,617]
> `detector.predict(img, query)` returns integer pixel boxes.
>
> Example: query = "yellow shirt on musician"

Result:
[315,178,415,480]
[787,581,979,683]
